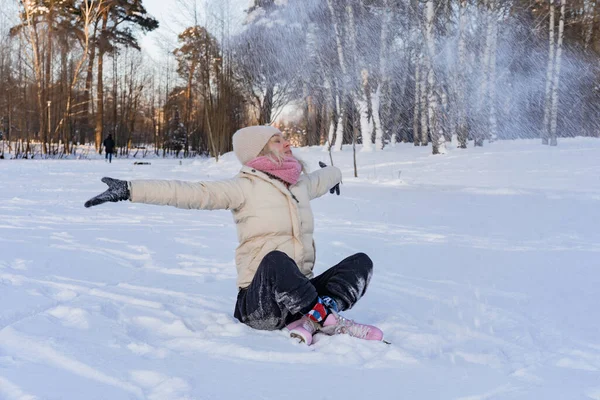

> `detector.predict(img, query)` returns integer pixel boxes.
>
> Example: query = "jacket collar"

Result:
[239,165,301,199]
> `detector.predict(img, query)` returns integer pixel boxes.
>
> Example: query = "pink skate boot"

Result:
[286,316,319,345]
[321,311,384,341]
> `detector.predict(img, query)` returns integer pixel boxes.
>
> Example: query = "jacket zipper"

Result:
[289,191,299,203]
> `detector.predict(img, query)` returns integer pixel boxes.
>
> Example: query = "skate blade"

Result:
[382,339,392,345]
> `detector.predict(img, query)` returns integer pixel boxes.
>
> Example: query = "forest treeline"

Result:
[0,0,598,159]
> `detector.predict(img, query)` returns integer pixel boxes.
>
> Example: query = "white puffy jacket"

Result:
[130,165,342,288]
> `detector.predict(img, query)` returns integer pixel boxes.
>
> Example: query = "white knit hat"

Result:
[232,125,281,165]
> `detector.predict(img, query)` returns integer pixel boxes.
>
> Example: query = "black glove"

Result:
[318,161,340,195]
[84,177,130,208]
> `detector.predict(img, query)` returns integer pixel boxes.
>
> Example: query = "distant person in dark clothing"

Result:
[103,134,115,163]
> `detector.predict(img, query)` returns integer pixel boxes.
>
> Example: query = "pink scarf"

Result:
[246,156,302,185]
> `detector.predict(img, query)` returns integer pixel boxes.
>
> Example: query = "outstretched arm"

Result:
[84,177,245,211]
[129,179,245,210]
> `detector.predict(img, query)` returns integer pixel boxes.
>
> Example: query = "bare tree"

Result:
[456,0,469,148]
[413,51,422,146]
[93,0,158,152]
[542,0,556,145]
[549,0,566,146]
[12,1,48,153]
[327,0,348,152]
[54,0,104,155]
[424,0,443,154]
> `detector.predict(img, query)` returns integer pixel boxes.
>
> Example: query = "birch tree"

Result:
[303,22,320,146]
[456,0,468,148]
[378,0,393,148]
[327,0,348,152]
[367,0,385,151]
[346,0,359,174]
[413,51,422,146]
[582,0,596,50]
[475,0,498,147]
[549,0,566,146]
[542,0,556,145]
[419,53,429,146]
[424,0,443,154]
[360,69,374,151]
[580,0,597,137]
[487,0,499,142]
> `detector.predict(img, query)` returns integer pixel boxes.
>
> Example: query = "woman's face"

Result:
[268,134,292,157]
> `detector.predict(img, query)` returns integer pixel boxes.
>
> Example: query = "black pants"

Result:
[234,250,373,331]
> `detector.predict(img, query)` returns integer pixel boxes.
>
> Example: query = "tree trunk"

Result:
[581,0,596,137]
[304,84,318,146]
[325,74,337,149]
[45,7,54,152]
[82,21,98,146]
[456,0,468,148]
[204,98,218,161]
[549,0,565,147]
[94,12,108,153]
[259,84,273,125]
[487,0,499,142]
[112,52,118,151]
[583,0,595,49]
[327,0,348,152]
[185,62,196,155]
[419,54,429,146]
[542,0,556,145]
[60,40,69,154]
[424,0,442,154]
[475,0,494,147]
[413,53,421,146]
[379,0,392,149]
[372,85,383,150]
[24,8,47,153]
[359,69,373,151]
[304,22,319,146]
[333,97,345,151]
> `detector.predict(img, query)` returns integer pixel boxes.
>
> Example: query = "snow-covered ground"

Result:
[1,138,599,400]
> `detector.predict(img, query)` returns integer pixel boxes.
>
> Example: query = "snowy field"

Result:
[1,138,600,400]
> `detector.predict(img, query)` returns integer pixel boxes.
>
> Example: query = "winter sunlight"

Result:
[1,0,600,399]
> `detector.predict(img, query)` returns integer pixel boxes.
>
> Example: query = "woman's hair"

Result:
[258,142,308,173]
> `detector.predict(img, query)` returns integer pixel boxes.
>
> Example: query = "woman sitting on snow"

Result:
[84,125,384,345]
